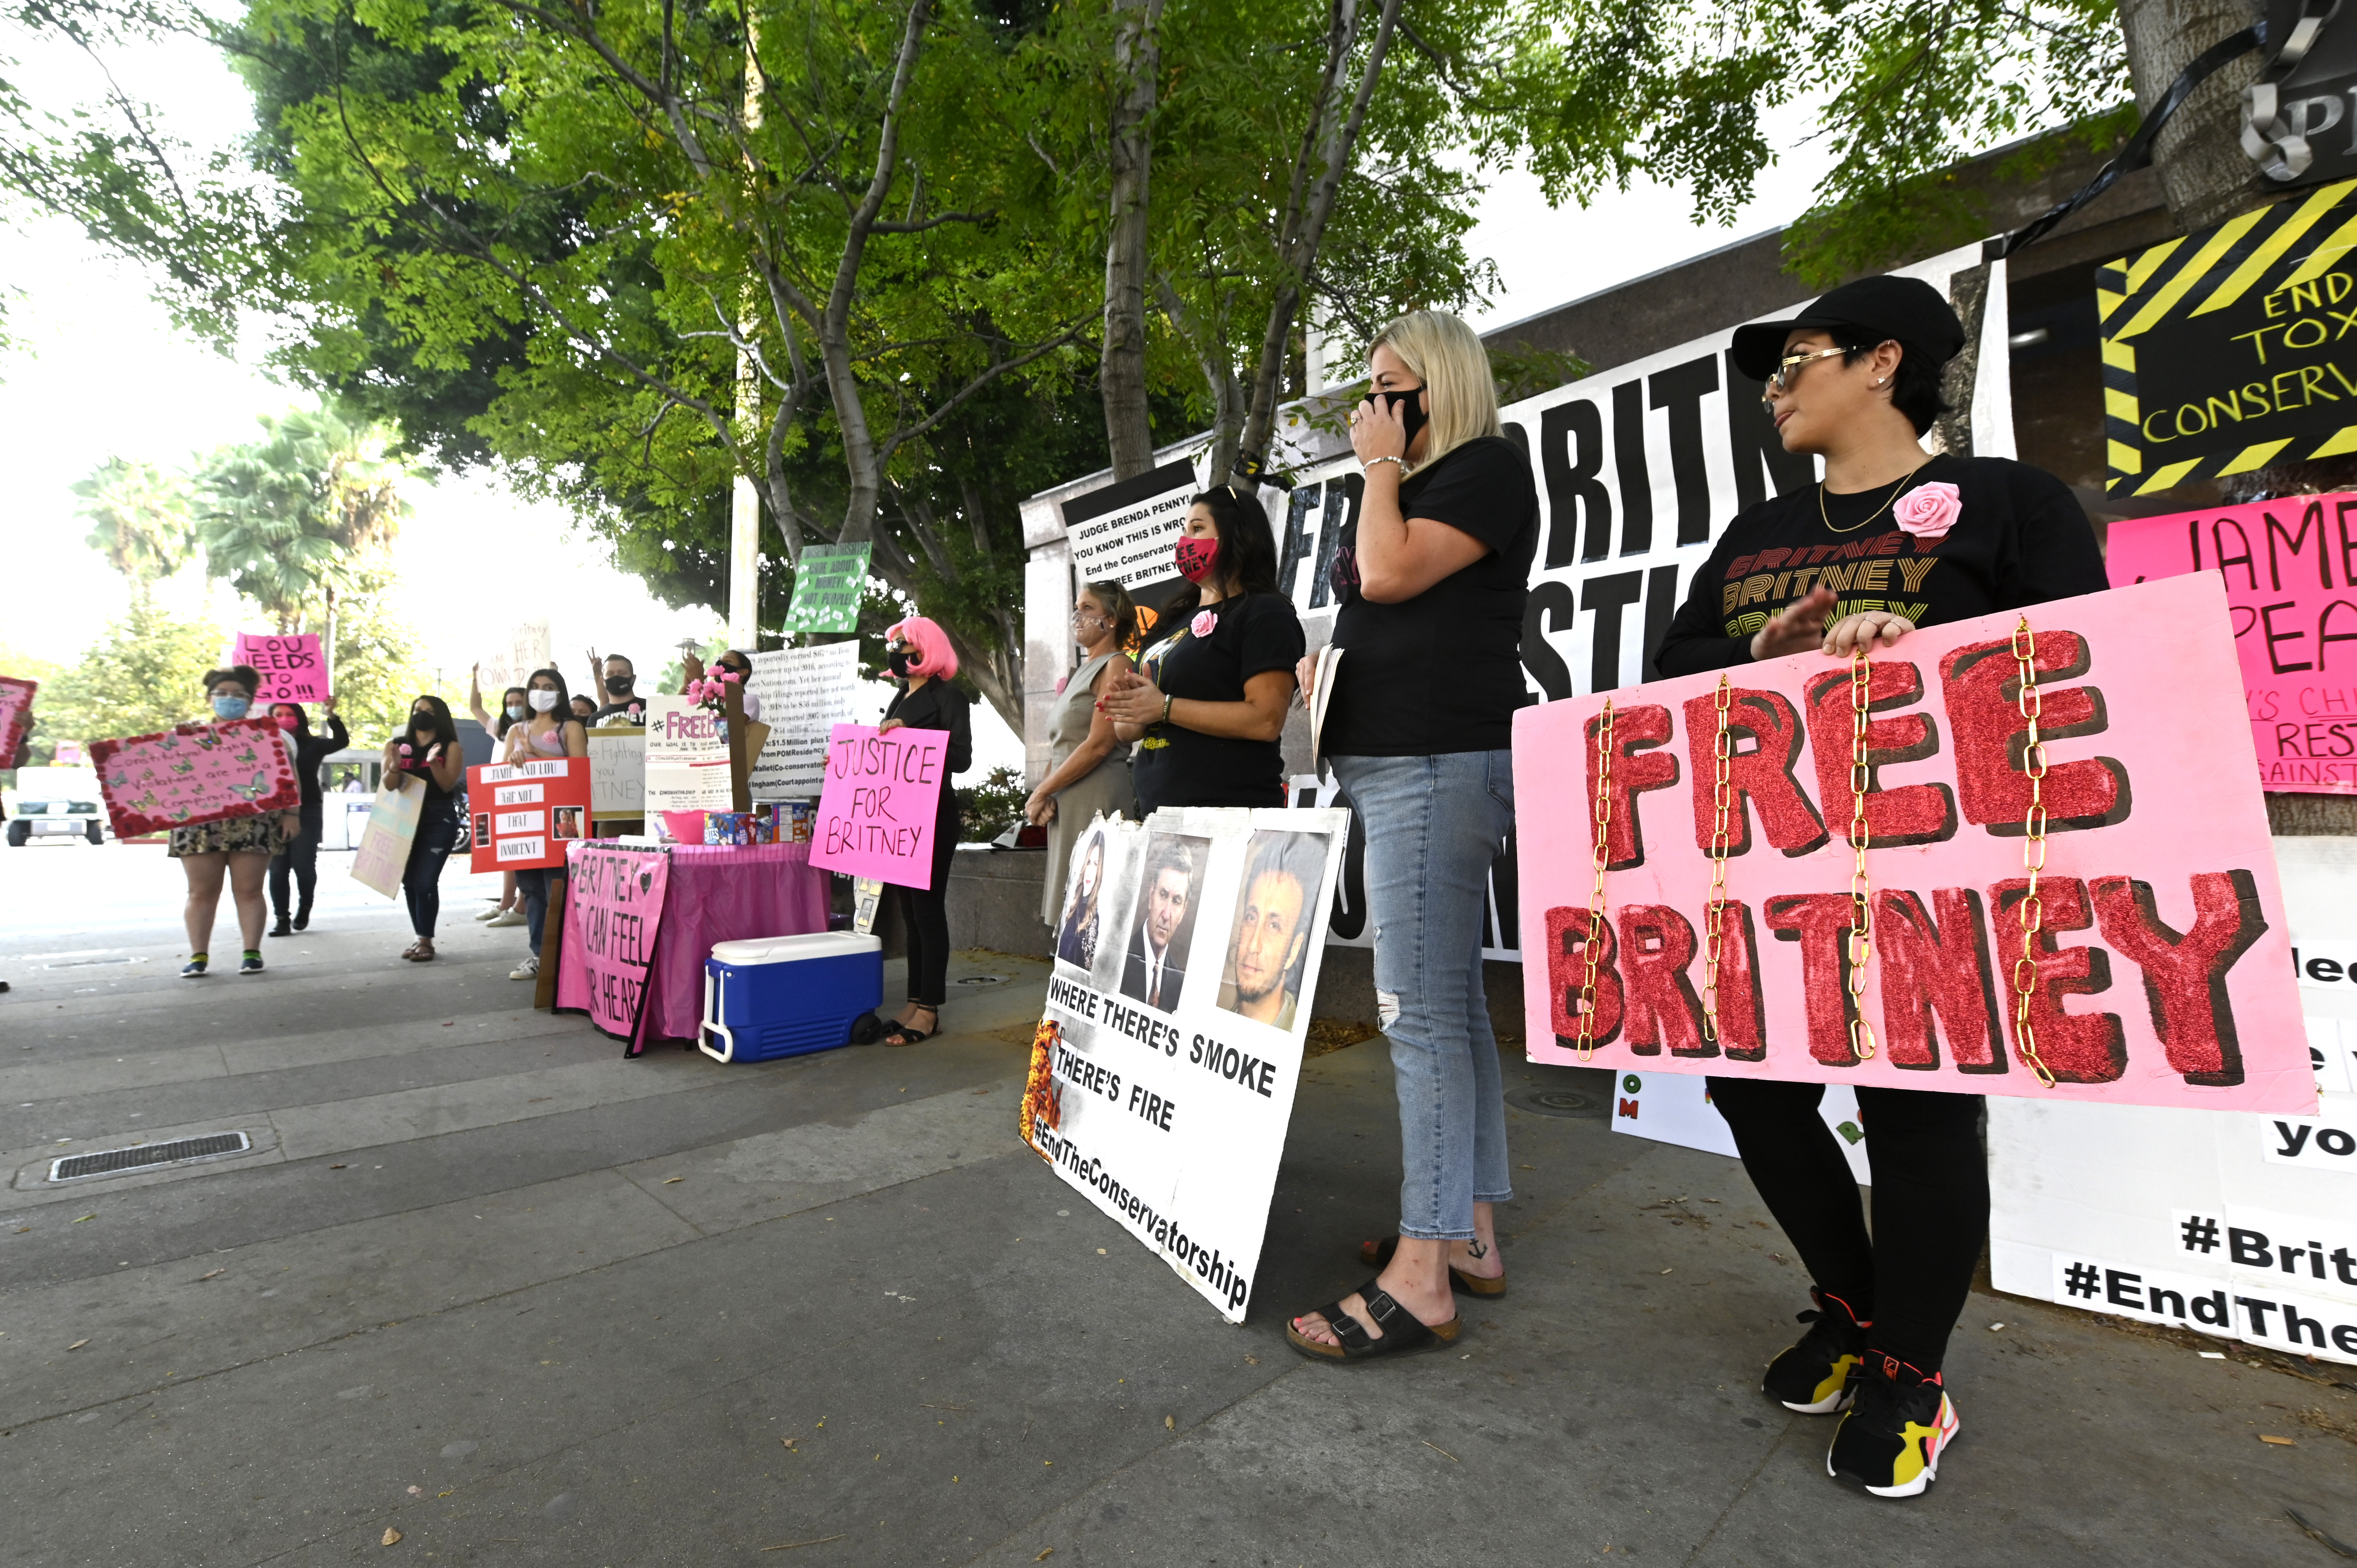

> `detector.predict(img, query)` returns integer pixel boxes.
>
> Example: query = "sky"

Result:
[0,31,1836,772]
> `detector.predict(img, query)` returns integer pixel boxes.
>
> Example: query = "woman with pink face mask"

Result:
[1101,486,1302,813]
[264,696,348,937]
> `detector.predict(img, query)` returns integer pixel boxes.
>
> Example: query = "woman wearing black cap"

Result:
[1655,274,2107,1499]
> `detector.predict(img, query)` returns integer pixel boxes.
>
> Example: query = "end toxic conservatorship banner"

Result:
[1514,574,2315,1113]
[1020,806,1348,1322]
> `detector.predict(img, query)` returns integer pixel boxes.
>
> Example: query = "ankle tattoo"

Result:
[1465,1239,1489,1259]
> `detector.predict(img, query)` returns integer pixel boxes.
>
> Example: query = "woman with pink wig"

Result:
[876,615,972,1044]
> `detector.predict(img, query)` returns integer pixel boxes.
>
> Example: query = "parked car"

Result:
[6,767,107,846]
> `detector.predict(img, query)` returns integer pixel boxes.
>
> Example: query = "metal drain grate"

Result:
[51,1132,250,1182]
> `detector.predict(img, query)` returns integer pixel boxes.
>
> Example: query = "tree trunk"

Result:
[1101,0,1163,480]
[2117,0,2267,233]
[1228,0,1402,488]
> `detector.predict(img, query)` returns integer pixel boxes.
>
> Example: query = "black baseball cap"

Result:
[1730,275,1967,383]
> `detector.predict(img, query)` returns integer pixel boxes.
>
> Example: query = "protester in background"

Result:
[505,667,588,981]
[875,617,970,1045]
[1027,581,1137,925]
[585,650,645,724]
[570,694,598,723]
[264,696,349,937]
[708,649,763,722]
[382,695,465,962]
[1288,309,1535,1363]
[1101,490,1300,811]
[1,715,31,991]
[466,664,533,928]
[175,666,304,977]
[1649,275,2108,1498]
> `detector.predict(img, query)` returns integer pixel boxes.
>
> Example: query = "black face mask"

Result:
[1380,385,1429,447]
[886,650,913,678]
[605,675,633,696]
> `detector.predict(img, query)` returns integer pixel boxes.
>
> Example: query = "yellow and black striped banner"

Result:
[2102,177,2357,494]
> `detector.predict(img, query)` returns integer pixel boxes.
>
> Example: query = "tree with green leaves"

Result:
[72,456,192,597]
[193,401,411,632]
[32,594,228,743]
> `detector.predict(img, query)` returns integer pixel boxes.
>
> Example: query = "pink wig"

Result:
[885,615,959,680]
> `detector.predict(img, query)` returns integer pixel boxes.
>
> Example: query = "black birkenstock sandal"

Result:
[1359,1235,1508,1298]
[1285,1280,1462,1362]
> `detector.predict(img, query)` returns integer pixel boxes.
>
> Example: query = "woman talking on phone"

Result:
[1284,310,1535,1366]
[875,618,970,1045]
[1653,275,2107,1497]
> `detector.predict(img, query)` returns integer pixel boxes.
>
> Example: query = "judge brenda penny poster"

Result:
[1513,574,2314,1113]
[1022,807,1348,1322]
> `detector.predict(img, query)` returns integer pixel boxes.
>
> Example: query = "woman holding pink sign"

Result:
[875,617,970,1046]
[1651,275,2109,1498]
[173,666,303,978]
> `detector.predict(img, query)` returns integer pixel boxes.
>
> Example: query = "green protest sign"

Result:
[2102,177,2357,496]
[780,543,872,634]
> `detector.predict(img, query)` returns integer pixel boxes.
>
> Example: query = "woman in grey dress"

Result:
[1026,580,1138,927]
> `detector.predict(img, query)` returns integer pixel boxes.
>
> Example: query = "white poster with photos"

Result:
[1023,805,1350,1322]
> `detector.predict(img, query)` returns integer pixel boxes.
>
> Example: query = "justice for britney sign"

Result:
[1514,574,2314,1112]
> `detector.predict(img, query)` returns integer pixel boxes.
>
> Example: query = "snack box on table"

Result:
[700,932,883,1063]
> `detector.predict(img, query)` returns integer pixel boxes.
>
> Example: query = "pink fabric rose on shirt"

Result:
[1892,481,1961,547]
[1190,609,1217,638]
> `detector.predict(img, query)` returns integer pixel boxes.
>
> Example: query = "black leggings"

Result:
[269,802,325,918]
[403,808,459,939]
[1707,1077,1988,1374]
[892,792,961,1008]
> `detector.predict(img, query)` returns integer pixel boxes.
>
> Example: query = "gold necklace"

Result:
[1818,461,1927,535]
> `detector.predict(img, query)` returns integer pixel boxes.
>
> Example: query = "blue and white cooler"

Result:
[700,932,884,1063]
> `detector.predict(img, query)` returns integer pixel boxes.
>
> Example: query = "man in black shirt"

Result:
[585,651,646,725]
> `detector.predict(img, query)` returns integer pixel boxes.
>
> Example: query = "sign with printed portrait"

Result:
[1021,806,1349,1322]
[467,758,592,871]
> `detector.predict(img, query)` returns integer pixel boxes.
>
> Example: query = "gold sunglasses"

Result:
[1760,345,1848,401]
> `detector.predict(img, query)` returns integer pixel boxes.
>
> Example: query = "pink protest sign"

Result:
[807,723,951,887]
[2106,494,2357,793]
[231,632,330,703]
[89,718,299,839]
[0,676,34,765]
[1513,574,2313,1112]
[556,841,672,1049]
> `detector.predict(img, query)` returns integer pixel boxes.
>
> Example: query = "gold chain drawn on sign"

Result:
[1699,675,1735,1044]
[1576,698,1615,1061]
[2009,618,2059,1089]
[1845,652,1879,1062]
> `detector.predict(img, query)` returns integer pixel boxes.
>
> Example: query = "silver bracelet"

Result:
[1362,455,1406,474]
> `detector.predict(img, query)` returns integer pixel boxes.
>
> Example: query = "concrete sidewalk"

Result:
[2,864,2353,1566]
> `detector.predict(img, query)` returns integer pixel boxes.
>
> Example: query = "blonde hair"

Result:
[1369,310,1500,470]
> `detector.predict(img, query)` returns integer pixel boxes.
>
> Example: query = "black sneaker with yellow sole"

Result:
[1827,1353,1959,1498]
[1762,1287,1869,1414]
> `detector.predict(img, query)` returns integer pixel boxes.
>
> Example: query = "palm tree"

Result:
[193,403,414,632]
[72,459,193,599]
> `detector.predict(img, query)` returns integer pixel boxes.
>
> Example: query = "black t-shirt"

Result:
[592,699,646,726]
[1324,435,1539,756]
[1133,591,1305,811]
[1654,454,2108,677]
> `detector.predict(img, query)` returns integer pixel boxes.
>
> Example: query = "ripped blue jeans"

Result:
[1330,749,1515,1241]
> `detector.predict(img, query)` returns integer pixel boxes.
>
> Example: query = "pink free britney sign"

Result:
[1513,573,2313,1112]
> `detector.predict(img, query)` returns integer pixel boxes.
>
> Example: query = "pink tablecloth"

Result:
[556,841,832,1043]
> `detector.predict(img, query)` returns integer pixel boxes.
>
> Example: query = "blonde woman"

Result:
[1027,580,1137,925]
[1054,831,1107,971]
[1287,310,1538,1363]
